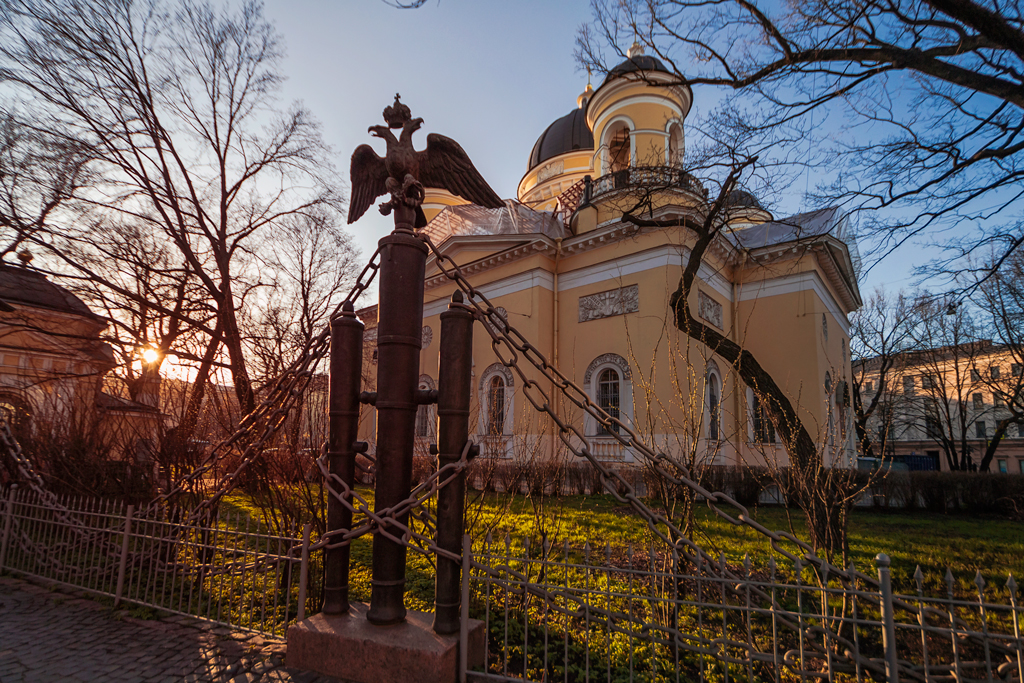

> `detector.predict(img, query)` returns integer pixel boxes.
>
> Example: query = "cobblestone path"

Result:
[0,576,344,683]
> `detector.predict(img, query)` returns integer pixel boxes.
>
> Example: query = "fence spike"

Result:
[584,541,591,559]
[945,567,955,595]
[1006,574,1017,596]
[720,551,727,572]
[769,556,777,579]
[503,533,510,551]
[523,536,530,554]
[485,530,492,546]
[604,544,611,562]
[975,570,986,593]
[743,553,751,577]
[914,565,924,591]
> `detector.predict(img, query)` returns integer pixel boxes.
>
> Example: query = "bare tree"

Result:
[577,0,1024,286]
[0,110,93,261]
[0,0,344,416]
[850,289,916,460]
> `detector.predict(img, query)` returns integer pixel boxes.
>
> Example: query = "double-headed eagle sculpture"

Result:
[348,95,503,228]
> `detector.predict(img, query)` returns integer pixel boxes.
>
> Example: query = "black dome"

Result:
[603,55,670,84]
[725,189,764,210]
[528,108,594,171]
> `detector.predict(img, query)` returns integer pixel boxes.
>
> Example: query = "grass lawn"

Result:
[222,488,1023,596]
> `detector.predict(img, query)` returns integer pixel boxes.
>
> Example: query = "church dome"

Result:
[603,54,670,84]
[527,108,594,171]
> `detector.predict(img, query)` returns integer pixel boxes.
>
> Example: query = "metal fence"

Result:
[0,488,311,637]
[463,534,1023,683]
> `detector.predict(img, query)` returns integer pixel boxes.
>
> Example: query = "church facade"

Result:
[359,45,862,473]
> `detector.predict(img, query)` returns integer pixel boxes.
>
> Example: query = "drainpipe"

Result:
[552,238,563,461]
[732,252,747,469]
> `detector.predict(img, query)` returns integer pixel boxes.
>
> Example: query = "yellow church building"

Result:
[359,44,863,474]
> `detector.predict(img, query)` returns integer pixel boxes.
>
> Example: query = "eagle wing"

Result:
[348,144,389,224]
[419,134,503,209]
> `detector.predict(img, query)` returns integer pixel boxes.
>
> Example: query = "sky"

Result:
[259,0,920,300]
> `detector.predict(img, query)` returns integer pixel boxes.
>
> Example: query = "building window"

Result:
[597,368,621,435]
[667,123,684,166]
[994,393,1004,407]
[751,393,775,444]
[1019,460,1024,475]
[971,368,981,382]
[864,381,873,393]
[903,376,915,394]
[998,459,1008,473]
[921,374,935,390]
[991,365,1001,379]
[584,354,632,438]
[973,393,984,409]
[925,403,942,439]
[609,126,631,173]
[976,421,987,439]
[486,376,506,436]
[708,373,721,441]
[1012,364,1022,377]
[822,313,828,341]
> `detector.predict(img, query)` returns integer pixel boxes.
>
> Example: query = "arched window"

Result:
[597,368,621,435]
[584,354,633,440]
[609,125,631,173]
[487,376,506,436]
[750,392,775,444]
[708,374,721,441]
[825,372,835,452]
[667,123,684,166]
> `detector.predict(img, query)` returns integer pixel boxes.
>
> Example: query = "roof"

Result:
[528,108,594,171]
[423,201,567,243]
[603,54,670,85]
[0,263,101,320]
[727,207,843,249]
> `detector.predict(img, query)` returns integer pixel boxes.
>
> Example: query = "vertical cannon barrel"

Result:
[433,291,474,634]
[323,302,364,615]
[367,206,427,625]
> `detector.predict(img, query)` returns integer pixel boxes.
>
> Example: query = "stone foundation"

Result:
[286,602,485,683]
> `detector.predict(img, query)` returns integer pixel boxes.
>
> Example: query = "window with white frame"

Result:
[667,122,684,166]
[707,363,722,442]
[584,354,632,437]
[479,364,513,437]
[749,389,775,444]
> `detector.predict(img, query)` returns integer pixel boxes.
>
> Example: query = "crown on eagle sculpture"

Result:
[382,94,412,129]
[348,95,503,229]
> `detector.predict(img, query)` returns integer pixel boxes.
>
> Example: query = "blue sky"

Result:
[261,0,919,298]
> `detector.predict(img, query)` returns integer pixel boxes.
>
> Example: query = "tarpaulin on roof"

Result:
[423,201,567,243]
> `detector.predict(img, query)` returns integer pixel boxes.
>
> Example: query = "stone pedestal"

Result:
[286,602,485,683]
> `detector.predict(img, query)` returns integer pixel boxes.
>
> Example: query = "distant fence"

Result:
[463,535,1024,683]
[0,488,310,637]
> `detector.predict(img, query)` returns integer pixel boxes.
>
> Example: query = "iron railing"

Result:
[0,488,311,637]
[462,534,1023,683]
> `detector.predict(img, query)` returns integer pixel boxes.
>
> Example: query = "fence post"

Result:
[876,553,900,683]
[297,523,311,622]
[434,290,474,635]
[459,534,471,683]
[0,488,15,571]
[114,504,134,607]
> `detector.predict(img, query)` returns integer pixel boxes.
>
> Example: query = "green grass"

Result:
[221,487,1023,596]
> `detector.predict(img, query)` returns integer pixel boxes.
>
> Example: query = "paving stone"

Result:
[0,577,349,683]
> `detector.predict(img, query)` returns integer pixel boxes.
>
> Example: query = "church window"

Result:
[708,372,721,441]
[668,123,683,166]
[487,376,506,436]
[597,368,621,435]
[751,393,775,444]
[609,126,630,173]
